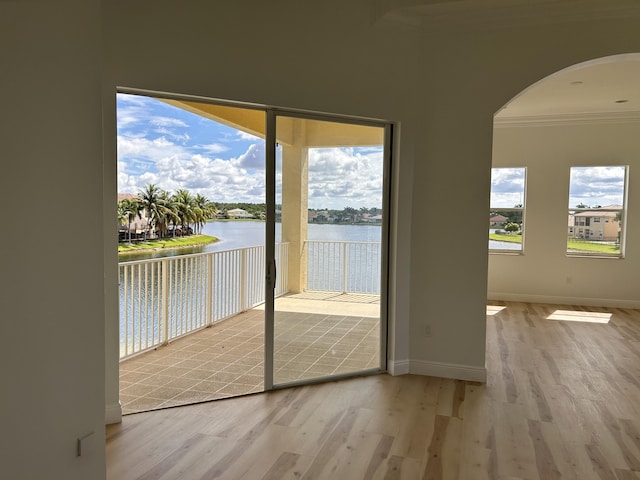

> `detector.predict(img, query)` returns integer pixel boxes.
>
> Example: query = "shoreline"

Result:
[118,234,219,255]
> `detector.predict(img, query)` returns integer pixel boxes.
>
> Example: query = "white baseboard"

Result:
[409,360,487,382]
[488,292,640,309]
[388,359,410,376]
[105,402,122,425]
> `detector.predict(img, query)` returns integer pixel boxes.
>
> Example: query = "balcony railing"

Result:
[119,243,289,360]
[119,240,381,360]
[304,240,381,294]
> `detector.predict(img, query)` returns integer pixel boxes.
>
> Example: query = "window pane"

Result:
[489,167,525,253]
[567,166,626,256]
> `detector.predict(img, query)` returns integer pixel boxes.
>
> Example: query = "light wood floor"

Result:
[106,302,640,479]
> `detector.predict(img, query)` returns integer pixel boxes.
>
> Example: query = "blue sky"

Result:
[117,93,383,209]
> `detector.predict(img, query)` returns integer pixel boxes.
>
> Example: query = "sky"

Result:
[491,166,625,209]
[490,168,526,209]
[117,93,384,210]
[568,166,625,208]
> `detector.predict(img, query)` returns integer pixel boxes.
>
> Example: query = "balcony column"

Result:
[281,119,308,293]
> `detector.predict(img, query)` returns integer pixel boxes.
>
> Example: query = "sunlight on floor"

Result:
[486,305,507,315]
[546,309,612,324]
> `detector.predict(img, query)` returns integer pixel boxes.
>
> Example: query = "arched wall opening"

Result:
[488,53,640,308]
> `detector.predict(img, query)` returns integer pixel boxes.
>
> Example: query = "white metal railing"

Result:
[119,243,289,360]
[304,240,381,294]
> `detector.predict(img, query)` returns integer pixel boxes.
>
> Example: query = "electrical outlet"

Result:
[424,324,432,337]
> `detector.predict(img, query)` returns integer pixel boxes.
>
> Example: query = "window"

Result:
[489,167,526,253]
[567,166,627,257]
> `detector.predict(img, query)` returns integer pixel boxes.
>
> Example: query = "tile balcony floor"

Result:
[119,292,381,415]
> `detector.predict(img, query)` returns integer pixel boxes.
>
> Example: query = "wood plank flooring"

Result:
[106,302,640,479]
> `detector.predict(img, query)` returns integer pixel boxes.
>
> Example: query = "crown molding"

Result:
[374,0,640,31]
[494,111,640,128]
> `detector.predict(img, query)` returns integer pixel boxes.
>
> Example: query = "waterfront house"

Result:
[226,208,253,219]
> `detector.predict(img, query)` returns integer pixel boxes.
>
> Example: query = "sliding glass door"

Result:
[116,90,390,414]
[266,112,389,388]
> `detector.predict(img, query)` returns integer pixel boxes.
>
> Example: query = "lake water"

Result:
[121,222,383,261]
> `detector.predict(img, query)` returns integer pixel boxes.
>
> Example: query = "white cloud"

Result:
[569,166,625,208]
[150,116,188,128]
[118,141,383,208]
[117,105,145,131]
[237,142,265,170]
[307,147,383,209]
[490,168,525,208]
[118,139,266,203]
[153,127,190,143]
[198,143,230,154]
[236,130,261,141]
[117,135,187,163]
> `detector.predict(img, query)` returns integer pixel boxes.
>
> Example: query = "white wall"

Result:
[0,1,105,479]
[489,121,640,307]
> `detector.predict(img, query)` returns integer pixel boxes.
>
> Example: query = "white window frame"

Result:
[567,165,628,258]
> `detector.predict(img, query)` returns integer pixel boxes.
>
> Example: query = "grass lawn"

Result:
[566,238,620,255]
[490,233,620,254]
[118,234,218,253]
[489,233,620,255]
[489,232,522,244]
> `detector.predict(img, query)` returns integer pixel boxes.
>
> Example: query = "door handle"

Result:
[267,258,277,290]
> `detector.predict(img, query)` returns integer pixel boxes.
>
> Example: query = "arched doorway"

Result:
[488,53,640,307]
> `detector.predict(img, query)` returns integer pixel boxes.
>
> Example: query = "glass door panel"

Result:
[271,114,387,386]
[117,93,267,413]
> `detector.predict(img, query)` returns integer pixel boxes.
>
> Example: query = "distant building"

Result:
[227,208,253,218]
[117,193,137,202]
[568,205,621,241]
[489,214,509,227]
[365,214,383,223]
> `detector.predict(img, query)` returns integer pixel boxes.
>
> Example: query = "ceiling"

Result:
[496,55,640,121]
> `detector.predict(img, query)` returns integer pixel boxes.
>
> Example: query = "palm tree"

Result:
[194,193,215,234]
[117,202,129,240]
[156,189,178,239]
[137,184,171,239]
[172,189,197,235]
[117,198,142,243]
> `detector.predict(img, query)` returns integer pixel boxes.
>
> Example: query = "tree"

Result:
[172,189,197,234]
[117,198,142,243]
[504,222,520,233]
[194,193,215,234]
[342,206,357,222]
[138,184,172,239]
